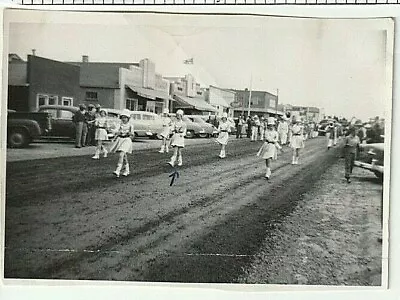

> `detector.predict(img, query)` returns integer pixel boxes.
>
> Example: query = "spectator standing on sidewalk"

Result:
[236,115,244,139]
[246,116,252,138]
[85,104,96,146]
[73,104,87,148]
[277,115,289,145]
[343,126,360,183]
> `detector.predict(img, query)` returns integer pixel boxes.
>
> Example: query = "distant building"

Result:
[203,85,236,118]
[231,89,283,118]
[166,74,216,114]
[284,105,322,122]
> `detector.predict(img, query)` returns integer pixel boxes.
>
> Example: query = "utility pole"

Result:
[275,88,279,118]
[247,74,252,118]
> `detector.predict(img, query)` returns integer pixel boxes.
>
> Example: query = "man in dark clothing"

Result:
[85,104,96,146]
[246,116,252,138]
[73,104,87,148]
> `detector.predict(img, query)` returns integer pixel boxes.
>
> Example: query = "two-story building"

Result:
[203,85,236,118]
[231,89,284,118]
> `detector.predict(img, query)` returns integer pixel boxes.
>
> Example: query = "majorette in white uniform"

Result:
[277,116,289,145]
[159,108,172,153]
[109,110,134,177]
[92,108,109,160]
[168,109,187,167]
[216,112,231,158]
[290,116,304,165]
[256,117,282,179]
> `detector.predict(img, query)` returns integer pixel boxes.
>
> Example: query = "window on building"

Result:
[37,94,47,107]
[48,96,58,105]
[85,91,98,101]
[146,101,156,113]
[61,97,73,106]
[177,87,183,91]
[126,98,138,111]
[36,94,58,109]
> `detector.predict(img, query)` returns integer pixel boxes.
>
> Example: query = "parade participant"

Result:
[168,109,187,167]
[91,109,109,160]
[236,115,245,139]
[159,108,172,153]
[73,104,87,148]
[333,121,339,146]
[291,116,305,165]
[354,119,367,145]
[94,104,102,118]
[251,115,260,141]
[109,110,134,178]
[256,117,282,180]
[85,104,96,146]
[325,121,335,150]
[246,116,252,138]
[216,112,231,158]
[277,115,289,145]
[259,116,266,141]
[343,126,360,183]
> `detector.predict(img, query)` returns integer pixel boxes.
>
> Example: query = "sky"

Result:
[7,12,392,120]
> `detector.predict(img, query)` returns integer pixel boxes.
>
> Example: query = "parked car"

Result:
[107,109,163,139]
[169,114,205,139]
[38,105,119,140]
[186,115,218,138]
[7,109,52,148]
[353,138,384,182]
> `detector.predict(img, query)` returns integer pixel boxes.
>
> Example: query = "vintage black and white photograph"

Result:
[2,9,393,286]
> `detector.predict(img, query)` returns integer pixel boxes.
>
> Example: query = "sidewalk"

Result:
[6,137,217,162]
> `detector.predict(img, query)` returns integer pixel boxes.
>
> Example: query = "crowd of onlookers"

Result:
[72,103,103,148]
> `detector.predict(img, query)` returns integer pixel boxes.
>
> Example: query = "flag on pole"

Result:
[183,58,194,64]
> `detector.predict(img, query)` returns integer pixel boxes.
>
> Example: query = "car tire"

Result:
[8,128,30,148]
[198,133,208,138]
[185,130,195,139]
[374,171,384,182]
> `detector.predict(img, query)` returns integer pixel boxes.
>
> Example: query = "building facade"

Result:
[285,105,322,122]
[204,85,236,117]
[232,89,283,118]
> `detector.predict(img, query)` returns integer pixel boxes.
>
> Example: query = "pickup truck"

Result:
[7,109,52,148]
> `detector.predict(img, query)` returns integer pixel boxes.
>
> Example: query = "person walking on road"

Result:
[216,112,231,159]
[251,115,260,141]
[326,121,335,150]
[236,115,244,139]
[109,110,134,178]
[256,117,282,180]
[73,104,87,148]
[277,115,289,145]
[246,116,252,138]
[159,108,172,153]
[91,109,109,160]
[168,109,187,167]
[344,126,360,183]
[290,116,305,165]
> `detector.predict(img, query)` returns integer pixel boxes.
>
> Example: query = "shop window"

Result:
[85,91,98,101]
[146,101,156,113]
[36,94,58,109]
[61,97,73,106]
[126,98,138,111]
[49,96,58,105]
[177,87,183,91]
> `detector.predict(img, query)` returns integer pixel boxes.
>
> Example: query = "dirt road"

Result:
[4,137,368,283]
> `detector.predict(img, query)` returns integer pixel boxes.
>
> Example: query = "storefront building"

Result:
[204,85,236,117]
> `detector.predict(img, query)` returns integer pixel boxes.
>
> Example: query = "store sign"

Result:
[230,101,241,108]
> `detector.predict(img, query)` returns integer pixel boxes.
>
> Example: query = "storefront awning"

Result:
[127,85,169,100]
[266,108,285,116]
[173,94,218,112]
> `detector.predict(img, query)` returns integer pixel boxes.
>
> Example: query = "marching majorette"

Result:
[333,121,338,146]
[168,109,187,167]
[251,115,260,141]
[290,116,305,165]
[216,112,231,158]
[256,117,282,180]
[159,108,172,153]
[325,121,335,150]
[277,115,289,145]
[109,110,134,178]
[92,108,109,160]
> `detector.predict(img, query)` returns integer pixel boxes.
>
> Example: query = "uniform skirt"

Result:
[160,126,170,139]
[257,142,277,160]
[109,137,133,154]
[291,135,305,149]
[95,128,108,141]
[170,133,185,148]
[216,132,229,145]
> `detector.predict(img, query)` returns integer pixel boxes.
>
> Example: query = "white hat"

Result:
[120,109,131,119]
[222,112,228,119]
[267,117,276,125]
[99,108,107,114]
[163,108,169,114]
[176,109,184,116]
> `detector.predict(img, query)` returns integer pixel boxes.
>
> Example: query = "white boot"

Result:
[295,157,300,165]
[219,150,224,158]
[159,145,165,153]
[103,148,108,158]
[221,149,226,158]
[92,149,100,160]
[165,145,169,153]
[178,155,183,166]
[292,156,296,165]
[113,163,122,177]
[168,155,176,167]
[265,167,271,179]
[122,163,130,176]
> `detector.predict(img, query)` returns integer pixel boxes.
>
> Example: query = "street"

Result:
[4,136,383,284]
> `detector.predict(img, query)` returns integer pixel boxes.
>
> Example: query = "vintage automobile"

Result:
[38,105,119,139]
[353,137,384,182]
[186,115,218,138]
[106,109,163,139]
[7,109,52,148]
